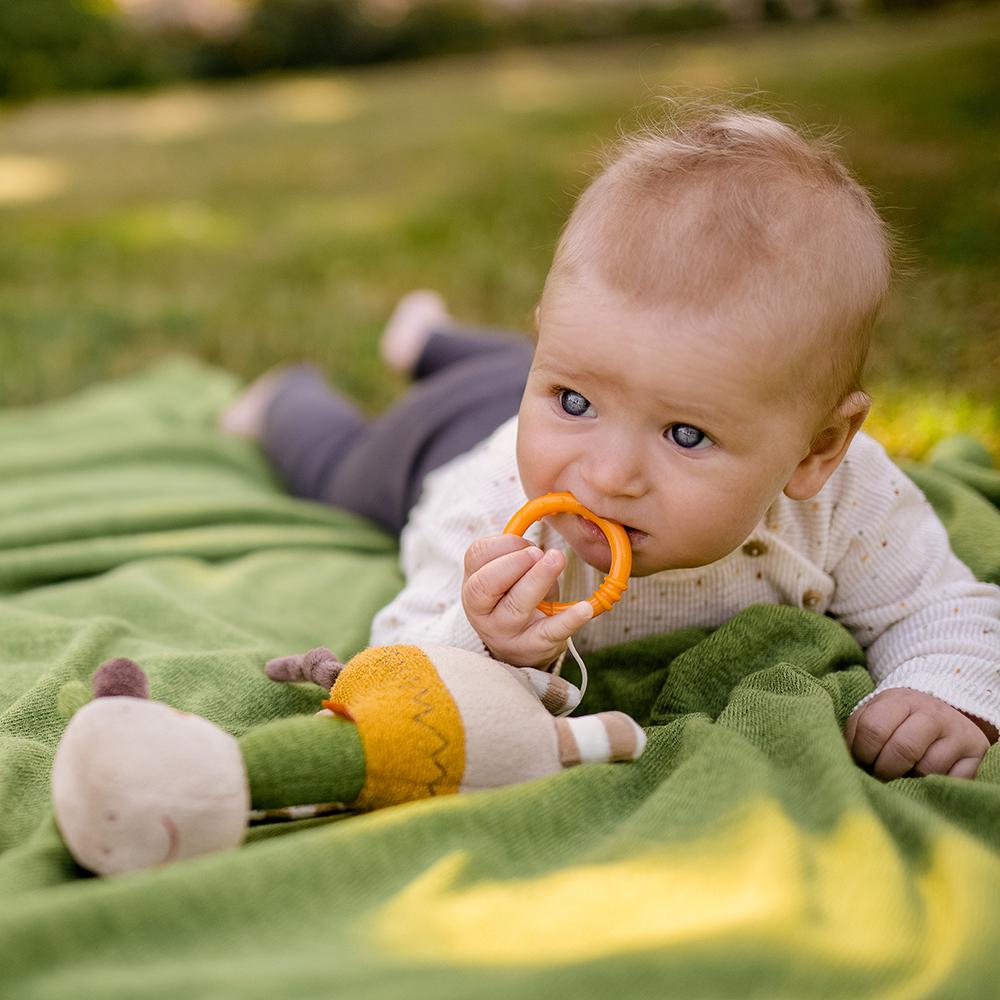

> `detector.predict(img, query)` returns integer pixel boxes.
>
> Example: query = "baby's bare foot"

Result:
[218,366,291,439]
[380,290,450,375]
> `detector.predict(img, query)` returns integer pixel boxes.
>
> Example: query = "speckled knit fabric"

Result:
[373,418,1000,728]
[3,362,1000,999]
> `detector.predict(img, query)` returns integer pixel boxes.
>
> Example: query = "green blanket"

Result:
[1,360,999,999]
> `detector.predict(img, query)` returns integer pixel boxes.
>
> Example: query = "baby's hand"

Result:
[462,534,593,668]
[845,688,991,780]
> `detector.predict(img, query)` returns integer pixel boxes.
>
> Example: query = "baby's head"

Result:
[516,108,892,576]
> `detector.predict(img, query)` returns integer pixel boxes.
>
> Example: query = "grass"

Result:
[0,4,997,457]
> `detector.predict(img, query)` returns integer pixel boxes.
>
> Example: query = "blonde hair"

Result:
[542,107,893,413]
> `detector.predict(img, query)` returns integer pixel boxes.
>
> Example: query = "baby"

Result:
[224,109,1000,781]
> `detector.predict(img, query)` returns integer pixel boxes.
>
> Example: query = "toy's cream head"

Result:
[517,108,893,575]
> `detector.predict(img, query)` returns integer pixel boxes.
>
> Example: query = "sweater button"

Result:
[802,589,822,609]
[741,539,768,557]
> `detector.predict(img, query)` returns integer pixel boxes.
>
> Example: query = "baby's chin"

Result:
[570,547,679,578]
[559,526,725,578]
[578,552,722,578]
[553,511,737,577]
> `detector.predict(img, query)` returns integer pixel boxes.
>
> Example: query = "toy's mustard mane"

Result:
[328,645,465,809]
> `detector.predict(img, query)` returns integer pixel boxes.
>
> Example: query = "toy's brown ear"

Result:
[265,647,344,689]
[92,658,149,699]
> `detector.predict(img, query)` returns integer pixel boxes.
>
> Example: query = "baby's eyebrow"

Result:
[530,361,596,381]
[658,398,724,423]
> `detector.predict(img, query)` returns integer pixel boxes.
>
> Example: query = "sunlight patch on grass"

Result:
[867,384,999,461]
[0,155,68,204]
[489,56,577,112]
[659,44,743,89]
[258,77,362,125]
[4,88,222,145]
[97,201,245,249]
[134,90,223,143]
[282,194,404,240]
[0,77,360,149]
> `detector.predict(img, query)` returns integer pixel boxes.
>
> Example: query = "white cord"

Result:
[555,636,587,717]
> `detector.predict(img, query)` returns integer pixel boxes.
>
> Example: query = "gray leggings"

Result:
[260,327,533,535]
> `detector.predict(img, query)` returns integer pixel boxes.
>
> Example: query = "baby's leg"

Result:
[259,365,367,503]
[381,289,531,380]
[414,326,534,380]
[226,327,530,533]
[236,344,528,534]
[218,365,293,440]
[325,340,532,534]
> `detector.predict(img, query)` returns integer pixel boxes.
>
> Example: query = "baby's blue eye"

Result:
[667,424,710,449]
[559,389,594,417]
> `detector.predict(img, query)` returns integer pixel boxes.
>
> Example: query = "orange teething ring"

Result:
[503,492,632,618]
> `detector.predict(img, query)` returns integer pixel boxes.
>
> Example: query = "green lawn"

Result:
[0,5,997,456]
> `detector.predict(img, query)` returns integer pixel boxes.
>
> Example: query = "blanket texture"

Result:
[1,359,998,999]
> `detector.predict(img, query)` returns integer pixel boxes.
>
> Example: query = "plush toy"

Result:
[51,644,647,876]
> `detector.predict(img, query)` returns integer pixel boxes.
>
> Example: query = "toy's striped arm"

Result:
[555,714,647,766]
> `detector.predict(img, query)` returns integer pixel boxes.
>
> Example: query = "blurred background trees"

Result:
[0,0,982,99]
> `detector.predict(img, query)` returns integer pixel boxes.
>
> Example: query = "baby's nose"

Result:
[581,443,646,499]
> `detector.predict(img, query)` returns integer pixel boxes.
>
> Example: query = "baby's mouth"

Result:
[623,526,647,547]
[575,514,647,548]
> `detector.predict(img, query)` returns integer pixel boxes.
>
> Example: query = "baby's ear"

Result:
[783,391,870,501]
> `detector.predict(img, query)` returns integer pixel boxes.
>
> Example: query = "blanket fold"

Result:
[1,360,998,999]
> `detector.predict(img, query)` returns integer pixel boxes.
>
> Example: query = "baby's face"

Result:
[516,278,821,576]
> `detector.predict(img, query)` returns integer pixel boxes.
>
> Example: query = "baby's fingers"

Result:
[870,713,940,780]
[846,697,913,768]
[947,755,985,780]
[911,731,989,779]
[498,548,566,622]
[530,600,594,646]
[463,545,544,615]
[464,534,534,576]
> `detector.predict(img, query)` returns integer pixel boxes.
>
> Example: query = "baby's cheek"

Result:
[514,449,545,500]
[671,486,763,556]
[515,422,560,498]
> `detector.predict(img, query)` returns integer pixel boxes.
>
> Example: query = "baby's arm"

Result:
[845,688,991,779]
[369,418,583,657]
[368,488,497,654]
[826,438,1000,778]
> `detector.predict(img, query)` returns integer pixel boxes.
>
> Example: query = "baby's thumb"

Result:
[541,600,593,645]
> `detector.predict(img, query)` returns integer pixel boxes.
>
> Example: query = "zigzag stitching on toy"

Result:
[408,681,453,796]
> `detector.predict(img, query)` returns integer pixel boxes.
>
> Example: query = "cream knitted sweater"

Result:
[371,417,1000,729]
